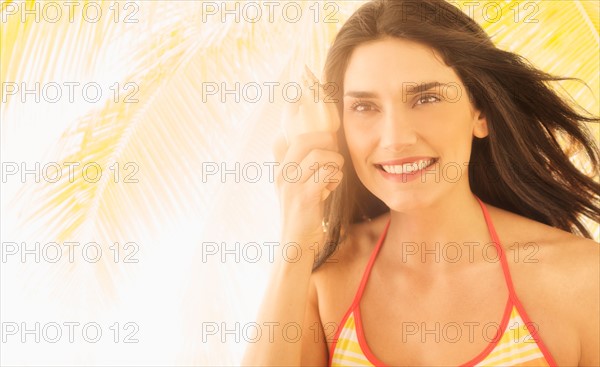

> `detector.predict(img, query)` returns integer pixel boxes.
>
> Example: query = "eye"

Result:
[349,100,376,113]
[415,95,441,105]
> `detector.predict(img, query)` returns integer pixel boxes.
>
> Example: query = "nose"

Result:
[379,107,418,151]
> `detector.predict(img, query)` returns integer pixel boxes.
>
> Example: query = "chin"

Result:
[372,187,438,213]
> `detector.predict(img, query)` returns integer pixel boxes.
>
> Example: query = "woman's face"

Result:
[342,37,488,211]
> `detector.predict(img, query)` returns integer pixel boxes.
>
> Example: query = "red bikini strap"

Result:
[474,195,518,298]
[350,218,391,308]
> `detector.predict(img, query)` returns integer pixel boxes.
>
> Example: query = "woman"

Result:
[243,0,599,366]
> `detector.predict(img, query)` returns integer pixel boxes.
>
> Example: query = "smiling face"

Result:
[342,37,489,211]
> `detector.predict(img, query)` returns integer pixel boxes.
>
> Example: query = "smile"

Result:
[376,158,438,174]
[379,158,437,174]
[374,157,439,182]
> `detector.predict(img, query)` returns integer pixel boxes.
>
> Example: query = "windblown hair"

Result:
[314,0,600,269]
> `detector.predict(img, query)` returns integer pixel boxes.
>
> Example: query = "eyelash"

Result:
[348,95,441,112]
[415,95,441,105]
[349,100,374,112]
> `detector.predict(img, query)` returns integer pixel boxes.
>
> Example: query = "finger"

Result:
[303,165,342,202]
[296,149,344,184]
[283,132,338,166]
[276,148,343,188]
[303,65,325,101]
[300,69,335,133]
[303,65,341,133]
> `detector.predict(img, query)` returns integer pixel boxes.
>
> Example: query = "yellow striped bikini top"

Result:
[329,196,556,367]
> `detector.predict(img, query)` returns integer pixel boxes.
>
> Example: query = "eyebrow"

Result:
[344,81,450,98]
[343,91,379,98]
[405,81,449,94]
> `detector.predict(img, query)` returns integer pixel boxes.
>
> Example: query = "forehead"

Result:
[343,37,461,92]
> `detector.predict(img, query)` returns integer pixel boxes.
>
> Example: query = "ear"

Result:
[473,111,489,138]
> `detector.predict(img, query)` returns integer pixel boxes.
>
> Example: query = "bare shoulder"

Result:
[485,203,599,273]
[485,203,599,323]
[310,212,390,333]
[313,212,391,279]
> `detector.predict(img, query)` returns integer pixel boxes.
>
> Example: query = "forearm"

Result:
[241,242,315,366]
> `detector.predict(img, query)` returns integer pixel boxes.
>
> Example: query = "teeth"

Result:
[381,159,435,174]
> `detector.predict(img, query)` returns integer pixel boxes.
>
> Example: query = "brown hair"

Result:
[314,0,600,269]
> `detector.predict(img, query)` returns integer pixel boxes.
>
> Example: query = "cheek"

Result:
[429,102,474,138]
[430,108,476,162]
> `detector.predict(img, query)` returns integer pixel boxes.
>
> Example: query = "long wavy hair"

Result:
[314,0,600,270]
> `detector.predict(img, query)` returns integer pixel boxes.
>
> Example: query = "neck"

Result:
[385,190,492,269]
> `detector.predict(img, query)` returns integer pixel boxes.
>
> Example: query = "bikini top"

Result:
[329,196,557,366]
